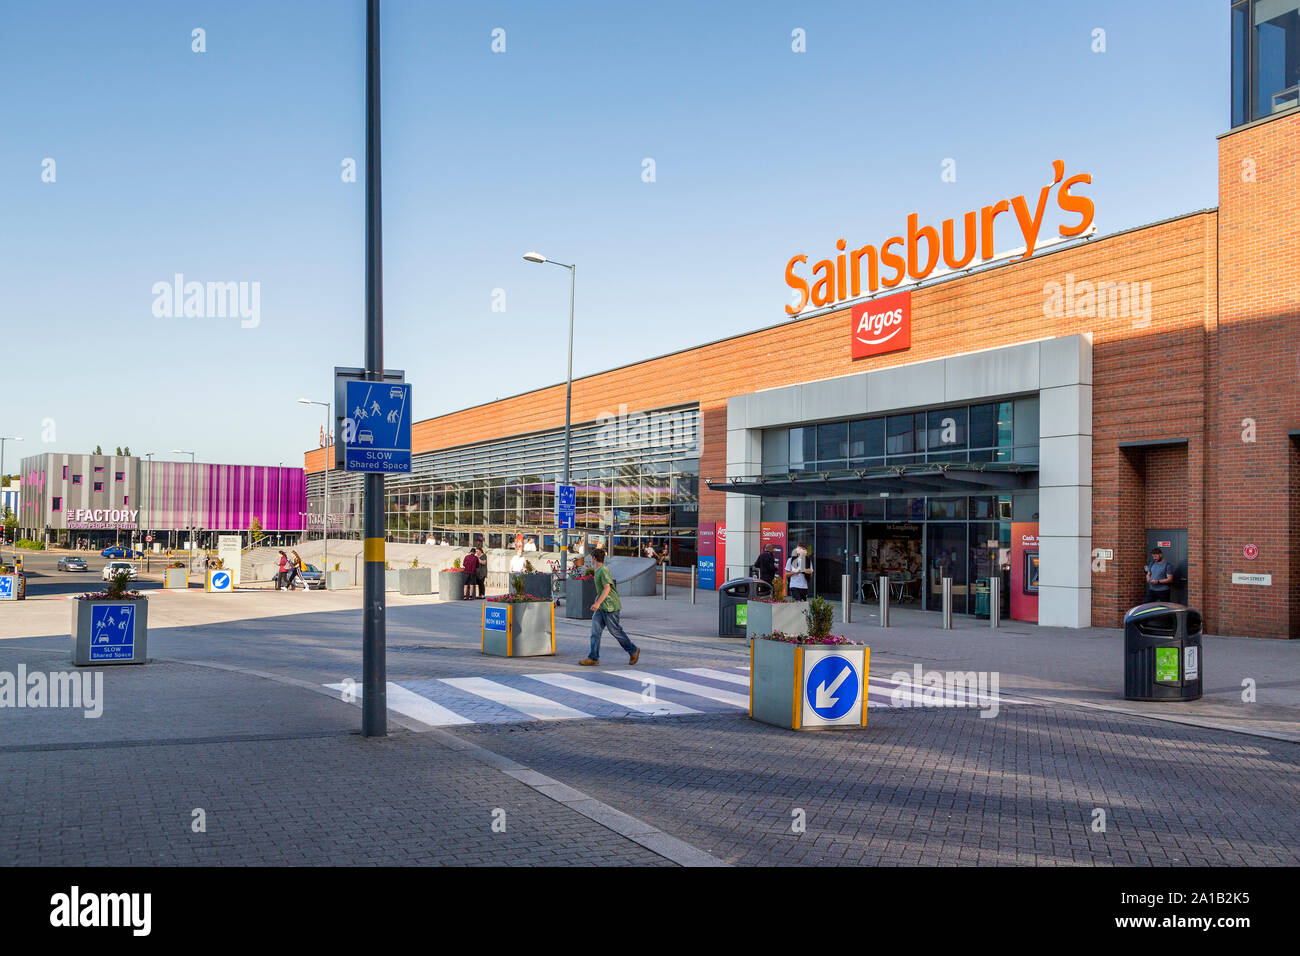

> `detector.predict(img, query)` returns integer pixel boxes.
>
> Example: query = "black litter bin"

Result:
[718,578,773,637]
[1123,602,1202,701]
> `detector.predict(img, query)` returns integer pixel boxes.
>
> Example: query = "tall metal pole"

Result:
[324,401,330,576]
[362,0,387,737]
[561,264,574,581]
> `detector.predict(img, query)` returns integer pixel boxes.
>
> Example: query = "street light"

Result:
[172,449,196,566]
[299,398,331,578]
[523,252,576,582]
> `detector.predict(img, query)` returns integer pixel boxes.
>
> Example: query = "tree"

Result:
[2,508,16,539]
[115,447,122,456]
[249,517,264,546]
[94,445,102,455]
[123,446,130,456]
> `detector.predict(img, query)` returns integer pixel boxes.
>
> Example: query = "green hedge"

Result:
[14,539,45,550]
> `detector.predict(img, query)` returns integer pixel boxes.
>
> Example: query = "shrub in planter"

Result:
[398,565,432,595]
[745,576,810,640]
[72,569,148,666]
[508,570,553,601]
[748,597,870,731]
[438,567,469,601]
[481,586,555,657]
[384,561,401,591]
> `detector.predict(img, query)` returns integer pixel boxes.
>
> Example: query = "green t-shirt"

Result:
[594,565,621,612]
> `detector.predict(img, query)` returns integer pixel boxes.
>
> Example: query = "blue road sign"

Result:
[211,571,231,591]
[344,380,412,472]
[556,483,576,530]
[89,604,135,662]
[805,655,858,721]
[484,605,508,631]
[0,575,14,601]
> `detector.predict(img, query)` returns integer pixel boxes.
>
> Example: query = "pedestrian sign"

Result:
[556,484,576,530]
[206,570,232,593]
[484,605,508,631]
[89,604,136,662]
[343,380,412,473]
[0,575,14,601]
[801,648,867,727]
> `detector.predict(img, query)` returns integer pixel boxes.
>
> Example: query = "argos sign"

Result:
[851,291,910,359]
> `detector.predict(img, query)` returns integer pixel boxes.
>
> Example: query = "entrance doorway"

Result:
[853,522,923,604]
[1145,528,1188,605]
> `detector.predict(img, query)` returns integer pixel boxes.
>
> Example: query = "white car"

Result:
[102,560,139,582]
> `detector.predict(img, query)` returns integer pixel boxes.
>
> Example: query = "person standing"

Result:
[579,548,639,666]
[475,546,488,597]
[462,548,479,600]
[751,543,777,585]
[289,550,310,591]
[275,550,288,590]
[785,542,811,599]
[1144,547,1174,603]
[509,546,527,574]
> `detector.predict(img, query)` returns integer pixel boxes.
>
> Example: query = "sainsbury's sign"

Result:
[785,160,1095,314]
[851,291,910,359]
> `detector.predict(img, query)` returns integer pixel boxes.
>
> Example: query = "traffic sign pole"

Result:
[362,0,387,738]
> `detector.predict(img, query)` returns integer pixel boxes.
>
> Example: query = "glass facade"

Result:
[308,404,701,563]
[1233,0,1300,126]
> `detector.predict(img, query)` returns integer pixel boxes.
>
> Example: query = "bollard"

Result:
[841,574,852,623]
[662,562,667,600]
[690,564,696,605]
[941,577,953,629]
[989,576,1000,628]
[878,575,890,627]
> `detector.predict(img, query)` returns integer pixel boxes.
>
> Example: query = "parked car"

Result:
[100,546,143,559]
[57,556,89,572]
[298,563,325,590]
[101,560,139,582]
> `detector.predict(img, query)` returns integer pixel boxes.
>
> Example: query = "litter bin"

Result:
[718,577,772,637]
[1123,602,1202,702]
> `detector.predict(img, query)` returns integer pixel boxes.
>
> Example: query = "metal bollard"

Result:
[662,562,667,600]
[690,564,696,604]
[941,577,953,629]
[989,576,1000,628]
[841,574,852,623]
[878,575,890,627]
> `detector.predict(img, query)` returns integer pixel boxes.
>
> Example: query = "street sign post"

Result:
[343,380,411,473]
[801,648,866,728]
[557,483,576,530]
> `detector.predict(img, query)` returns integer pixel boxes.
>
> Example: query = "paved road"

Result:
[1,584,1297,866]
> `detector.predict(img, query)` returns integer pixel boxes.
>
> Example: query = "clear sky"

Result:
[0,0,1228,468]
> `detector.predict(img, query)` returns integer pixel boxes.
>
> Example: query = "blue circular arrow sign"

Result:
[213,572,230,590]
[806,655,858,720]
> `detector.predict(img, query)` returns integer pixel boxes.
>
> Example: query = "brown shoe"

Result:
[579,658,598,666]
[628,650,640,665]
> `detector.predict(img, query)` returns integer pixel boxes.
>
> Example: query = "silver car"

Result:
[58,556,89,571]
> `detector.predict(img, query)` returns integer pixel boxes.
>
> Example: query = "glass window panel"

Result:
[927,408,967,452]
[849,418,885,459]
[969,496,998,520]
[928,497,967,520]
[885,415,915,455]
[762,430,789,474]
[813,523,847,599]
[1013,396,1039,450]
[816,422,848,463]
[1254,0,1300,120]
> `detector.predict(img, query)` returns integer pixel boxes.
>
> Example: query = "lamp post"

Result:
[172,449,196,567]
[0,436,21,544]
[299,398,331,576]
[522,251,575,581]
[142,452,153,571]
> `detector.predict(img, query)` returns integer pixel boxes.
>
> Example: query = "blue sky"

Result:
[0,0,1228,468]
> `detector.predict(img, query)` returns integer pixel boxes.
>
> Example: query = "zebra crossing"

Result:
[324,666,1037,729]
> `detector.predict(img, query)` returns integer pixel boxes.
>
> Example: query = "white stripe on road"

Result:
[324,681,474,726]
[604,670,749,709]
[440,677,592,721]
[524,673,701,715]
[678,667,750,687]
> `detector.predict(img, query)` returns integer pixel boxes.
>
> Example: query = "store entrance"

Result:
[852,522,923,605]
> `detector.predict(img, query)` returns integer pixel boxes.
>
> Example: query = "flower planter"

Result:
[744,600,810,640]
[749,637,870,731]
[398,567,432,595]
[509,572,553,601]
[439,570,468,600]
[565,577,596,619]
[72,598,149,666]
[385,570,401,592]
[0,573,24,601]
[325,571,350,590]
[481,600,555,657]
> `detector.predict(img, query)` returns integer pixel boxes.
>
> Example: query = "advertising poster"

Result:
[698,522,716,591]
[1011,522,1039,622]
[760,522,787,574]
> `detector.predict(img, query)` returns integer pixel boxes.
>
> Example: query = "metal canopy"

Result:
[706,462,1038,498]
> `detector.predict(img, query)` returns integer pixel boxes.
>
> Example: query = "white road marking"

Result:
[678,667,750,687]
[440,677,591,720]
[524,673,701,715]
[605,670,749,709]
[325,681,474,726]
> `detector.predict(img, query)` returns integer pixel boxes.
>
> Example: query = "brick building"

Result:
[307,2,1298,637]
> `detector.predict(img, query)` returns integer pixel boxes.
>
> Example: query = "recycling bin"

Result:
[718,578,772,637]
[1123,602,1202,702]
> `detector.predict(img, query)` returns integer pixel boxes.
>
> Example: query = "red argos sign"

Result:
[850,291,911,359]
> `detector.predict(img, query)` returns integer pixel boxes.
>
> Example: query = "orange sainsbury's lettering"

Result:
[783,160,1095,313]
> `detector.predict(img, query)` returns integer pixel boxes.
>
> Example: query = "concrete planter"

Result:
[0,573,24,601]
[439,570,469,600]
[508,572,552,601]
[481,600,555,657]
[385,570,401,592]
[72,598,149,666]
[565,577,596,619]
[398,567,433,595]
[745,600,810,640]
[162,567,188,589]
[749,637,870,731]
[325,571,350,590]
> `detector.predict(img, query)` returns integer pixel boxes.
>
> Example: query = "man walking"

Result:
[751,543,777,585]
[1144,547,1174,603]
[579,548,639,666]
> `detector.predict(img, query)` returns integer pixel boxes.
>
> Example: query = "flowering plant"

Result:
[486,594,548,604]
[79,568,144,601]
[760,631,862,646]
